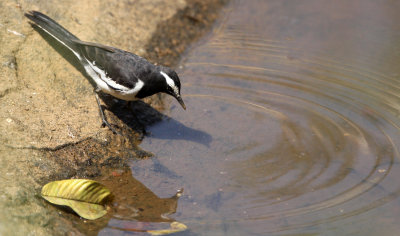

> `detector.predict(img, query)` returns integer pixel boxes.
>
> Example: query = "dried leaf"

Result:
[41,179,113,220]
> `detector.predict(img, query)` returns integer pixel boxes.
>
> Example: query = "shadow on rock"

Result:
[107,99,212,147]
[104,99,164,134]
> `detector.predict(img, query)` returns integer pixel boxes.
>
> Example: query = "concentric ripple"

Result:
[124,0,400,235]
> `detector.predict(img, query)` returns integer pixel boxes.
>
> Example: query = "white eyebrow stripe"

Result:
[160,71,179,95]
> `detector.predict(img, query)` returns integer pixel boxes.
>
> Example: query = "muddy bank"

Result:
[0,0,227,235]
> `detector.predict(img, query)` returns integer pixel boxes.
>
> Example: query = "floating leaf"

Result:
[148,221,188,235]
[41,179,113,220]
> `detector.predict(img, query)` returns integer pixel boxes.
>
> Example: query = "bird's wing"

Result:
[73,40,144,89]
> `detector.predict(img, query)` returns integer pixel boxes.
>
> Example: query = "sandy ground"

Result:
[0,0,227,235]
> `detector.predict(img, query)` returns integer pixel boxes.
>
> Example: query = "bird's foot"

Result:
[101,119,123,136]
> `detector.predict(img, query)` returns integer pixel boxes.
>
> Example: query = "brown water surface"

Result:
[104,0,400,235]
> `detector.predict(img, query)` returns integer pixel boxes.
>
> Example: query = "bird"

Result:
[24,11,186,134]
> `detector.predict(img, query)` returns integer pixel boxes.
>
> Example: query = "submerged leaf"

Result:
[41,179,113,220]
[148,221,188,235]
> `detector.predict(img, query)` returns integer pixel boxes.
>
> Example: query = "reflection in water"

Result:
[136,0,400,235]
[80,167,182,235]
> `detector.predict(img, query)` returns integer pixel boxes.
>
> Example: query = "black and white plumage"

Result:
[25,11,186,133]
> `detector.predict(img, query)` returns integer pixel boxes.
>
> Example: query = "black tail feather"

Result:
[25,11,80,55]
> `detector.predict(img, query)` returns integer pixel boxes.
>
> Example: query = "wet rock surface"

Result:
[0,0,227,235]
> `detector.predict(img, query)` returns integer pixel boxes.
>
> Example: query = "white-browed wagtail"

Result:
[25,11,186,134]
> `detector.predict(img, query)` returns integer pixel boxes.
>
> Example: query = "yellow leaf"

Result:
[41,179,113,220]
[148,221,188,235]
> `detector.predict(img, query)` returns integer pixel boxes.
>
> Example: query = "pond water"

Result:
[103,0,400,235]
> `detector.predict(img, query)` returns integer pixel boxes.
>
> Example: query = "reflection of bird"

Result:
[25,11,186,134]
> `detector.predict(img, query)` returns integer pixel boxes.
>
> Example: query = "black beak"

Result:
[175,95,186,110]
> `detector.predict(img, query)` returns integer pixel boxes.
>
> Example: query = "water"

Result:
[104,0,400,235]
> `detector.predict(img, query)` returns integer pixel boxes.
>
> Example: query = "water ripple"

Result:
[138,0,400,235]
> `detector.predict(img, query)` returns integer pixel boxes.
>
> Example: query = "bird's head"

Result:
[159,69,186,110]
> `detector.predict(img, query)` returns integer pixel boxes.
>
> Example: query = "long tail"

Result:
[25,11,81,59]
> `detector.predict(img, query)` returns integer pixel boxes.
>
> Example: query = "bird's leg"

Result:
[94,88,122,135]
